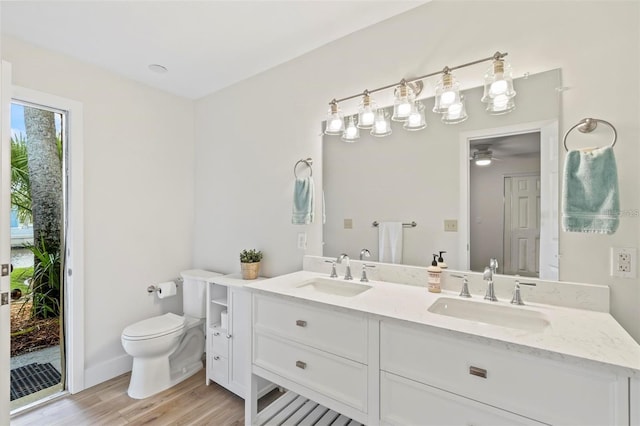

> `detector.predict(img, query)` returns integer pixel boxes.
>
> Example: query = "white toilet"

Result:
[121,271,216,399]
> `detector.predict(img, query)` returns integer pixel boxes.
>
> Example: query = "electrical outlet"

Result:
[611,247,637,278]
[444,219,458,232]
[297,233,307,250]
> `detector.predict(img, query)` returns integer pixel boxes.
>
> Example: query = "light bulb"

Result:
[397,102,411,117]
[441,90,456,106]
[490,78,508,96]
[328,118,343,131]
[475,158,491,166]
[359,111,374,127]
[408,112,421,127]
[493,94,509,109]
[448,102,463,117]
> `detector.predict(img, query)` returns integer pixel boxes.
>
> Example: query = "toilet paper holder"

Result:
[147,277,183,294]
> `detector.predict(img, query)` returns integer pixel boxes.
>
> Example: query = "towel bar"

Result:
[563,118,617,152]
[294,158,313,178]
[372,221,417,228]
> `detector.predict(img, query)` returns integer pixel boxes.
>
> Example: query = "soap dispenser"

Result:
[427,254,442,293]
[437,251,448,269]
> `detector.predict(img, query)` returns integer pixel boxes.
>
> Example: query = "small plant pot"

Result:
[241,262,260,280]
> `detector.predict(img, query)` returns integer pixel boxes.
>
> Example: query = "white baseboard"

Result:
[83,354,132,390]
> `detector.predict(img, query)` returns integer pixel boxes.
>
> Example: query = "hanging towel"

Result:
[378,222,403,264]
[292,176,314,225]
[562,146,619,234]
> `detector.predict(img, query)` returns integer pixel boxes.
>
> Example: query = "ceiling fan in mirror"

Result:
[470,144,501,166]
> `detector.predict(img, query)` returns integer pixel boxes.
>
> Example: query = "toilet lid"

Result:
[122,313,186,340]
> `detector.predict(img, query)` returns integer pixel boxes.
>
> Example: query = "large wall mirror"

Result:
[323,69,561,279]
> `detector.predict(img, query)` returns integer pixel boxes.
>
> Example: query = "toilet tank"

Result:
[180,270,223,319]
[181,277,206,318]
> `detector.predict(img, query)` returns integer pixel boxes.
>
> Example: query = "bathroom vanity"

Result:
[244,257,640,426]
[205,273,272,398]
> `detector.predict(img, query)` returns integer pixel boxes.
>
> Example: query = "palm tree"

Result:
[23,107,63,318]
[10,133,32,224]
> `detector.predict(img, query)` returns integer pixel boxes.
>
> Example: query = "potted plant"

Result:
[240,249,263,280]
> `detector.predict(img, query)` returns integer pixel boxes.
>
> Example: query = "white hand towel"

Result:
[378,222,403,264]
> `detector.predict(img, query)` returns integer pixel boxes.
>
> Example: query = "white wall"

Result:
[194,1,640,342]
[1,36,196,387]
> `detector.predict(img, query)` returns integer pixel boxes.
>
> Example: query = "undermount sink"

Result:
[428,297,550,332]
[295,278,372,297]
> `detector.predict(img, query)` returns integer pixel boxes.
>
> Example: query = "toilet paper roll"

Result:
[157,281,177,299]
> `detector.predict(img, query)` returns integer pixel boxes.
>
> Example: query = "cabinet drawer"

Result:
[381,320,625,426]
[208,353,228,385]
[254,332,367,412]
[380,371,544,426]
[209,326,229,356]
[254,294,368,363]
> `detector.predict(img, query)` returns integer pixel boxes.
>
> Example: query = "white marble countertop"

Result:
[209,273,267,288]
[246,270,640,377]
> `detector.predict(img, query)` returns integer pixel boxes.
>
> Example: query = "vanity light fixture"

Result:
[341,116,360,142]
[404,100,427,131]
[441,95,468,125]
[392,80,415,122]
[324,51,515,139]
[357,91,376,129]
[371,109,392,137]
[433,68,461,113]
[324,100,345,135]
[481,55,517,114]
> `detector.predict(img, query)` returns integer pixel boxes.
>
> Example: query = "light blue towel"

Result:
[562,146,619,234]
[292,176,314,225]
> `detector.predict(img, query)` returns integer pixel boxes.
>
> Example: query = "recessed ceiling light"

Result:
[148,64,168,74]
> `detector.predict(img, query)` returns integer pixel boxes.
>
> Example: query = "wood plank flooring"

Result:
[11,369,282,426]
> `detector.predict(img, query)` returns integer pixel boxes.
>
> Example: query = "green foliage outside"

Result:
[11,266,33,294]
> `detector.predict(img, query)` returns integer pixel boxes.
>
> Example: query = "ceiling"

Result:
[1,1,427,100]
[470,132,541,159]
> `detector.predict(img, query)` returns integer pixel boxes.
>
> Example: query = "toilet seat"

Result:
[122,313,186,341]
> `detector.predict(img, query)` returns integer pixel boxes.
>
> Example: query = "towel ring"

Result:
[294,158,313,178]
[563,118,617,152]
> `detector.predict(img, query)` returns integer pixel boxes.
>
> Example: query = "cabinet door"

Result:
[381,371,545,426]
[229,286,249,394]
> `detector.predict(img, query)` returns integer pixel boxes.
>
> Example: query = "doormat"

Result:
[10,362,61,401]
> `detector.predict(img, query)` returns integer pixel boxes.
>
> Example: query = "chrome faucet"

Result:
[359,248,371,261]
[324,260,338,278]
[483,266,498,302]
[489,258,499,276]
[337,253,352,280]
[510,279,536,305]
[451,274,471,298]
[360,264,375,282]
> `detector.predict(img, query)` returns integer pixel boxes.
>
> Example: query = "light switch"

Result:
[444,219,458,232]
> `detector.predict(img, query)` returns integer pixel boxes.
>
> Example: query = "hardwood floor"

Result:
[11,369,282,426]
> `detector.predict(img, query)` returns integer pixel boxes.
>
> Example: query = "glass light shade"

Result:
[486,94,516,115]
[324,102,345,135]
[341,116,360,142]
[371,109,392,137]
[404,101,427,131]
[474,152,492,166]
[441,96,468,124]
[481,59,516,104]
[433,73,461,113]
[391,84,414,122]
[357,94,377,129]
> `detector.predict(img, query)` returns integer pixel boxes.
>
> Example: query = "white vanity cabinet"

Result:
[252,294,371,424]
[206,274,271,398]
[380,320,630,426]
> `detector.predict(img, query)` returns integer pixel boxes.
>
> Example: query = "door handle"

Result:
[296,320,307,327]
[296,360,307,369]
[469,366,487,378]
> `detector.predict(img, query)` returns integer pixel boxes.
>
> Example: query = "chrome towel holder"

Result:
[563,118,617,152]
[294,157,313,178]
[372,221,417,228]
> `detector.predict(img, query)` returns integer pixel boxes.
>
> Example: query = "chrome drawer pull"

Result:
[296,320,307,327]
[469,366,487,378]
[214,356,220,361]
[213,331,220,336]
[296,360,307,369]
